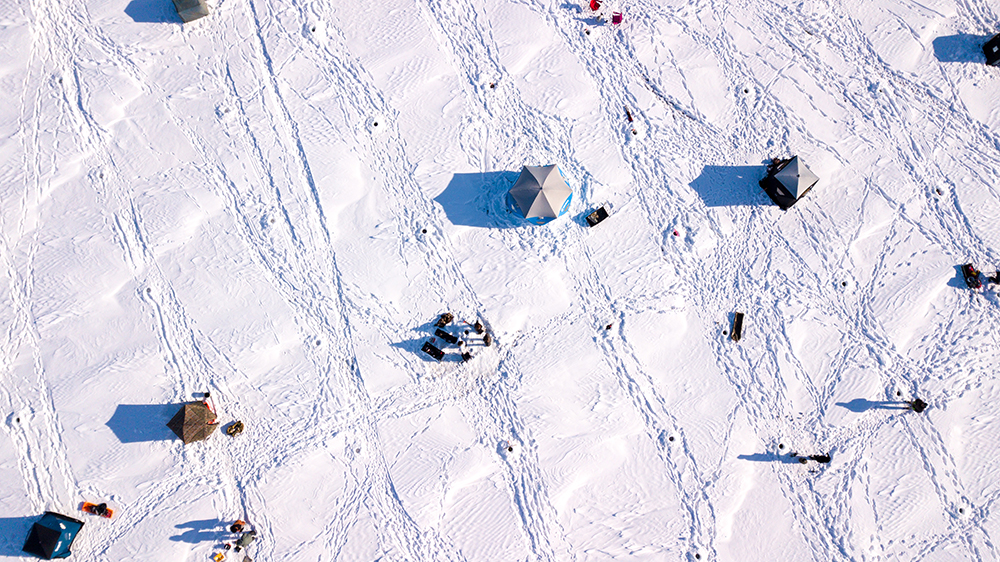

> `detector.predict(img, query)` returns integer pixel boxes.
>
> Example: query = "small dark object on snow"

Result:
[226,421,245,437]
[473,321,484,334]
[985,34,1000,66]
[909,398,927,413]
[586,205,610,227]
[962,263,982,289]
[625,107,633,122]
[93,503,109,517]
[483,333,492,347]
[611,11,622,24]
[461,352,472,362]
[809,455,831,463]
[435,312,454,327]
[990,270,1000,284]
[434,328,458,345]
[230,520,246,533]
[224,543,232,550]
[730,312,744,342]
[606,324,612,330]
[422,342,445,361]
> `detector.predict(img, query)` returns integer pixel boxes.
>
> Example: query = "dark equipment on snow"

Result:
[461,352,472,362]
[585,205,610,227]
[172,0,210,22]
[793,453,831,464]
[909,398,928,413]
[730,312,744,342]
[435,313,454,327]
[226,421,245,437]
[22,512,84,560]
[234,530,257,552]
[473,321,484,334]
[167,401,218,444]
[81,502,113,518]
[962,263,982,289]
[985,34,1000,66]
[483,333,492,347]
[759,156,819,209]
[230,520,246,533]
[422,342,445,361]
[434,329,458,345]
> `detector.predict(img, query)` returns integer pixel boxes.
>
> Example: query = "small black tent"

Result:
[22,512,84,560]
[984,34,1000,66]
[167,401,218,444]
[759,156,819,209]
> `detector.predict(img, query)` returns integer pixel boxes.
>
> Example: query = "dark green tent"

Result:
[167,402,218,444]
[22,512,84,560]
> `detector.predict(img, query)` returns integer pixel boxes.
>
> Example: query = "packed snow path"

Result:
[2,0,1000,560]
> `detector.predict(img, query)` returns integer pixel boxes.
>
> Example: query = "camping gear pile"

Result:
[421,313,491,362]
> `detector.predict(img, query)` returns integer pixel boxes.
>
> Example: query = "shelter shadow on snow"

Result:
[932,34,989,63]
[689,165,770,207]
[435,171,521,228]
[170,519,224,543]
[949,264,974,289]
[0,516,36,557]
[835,399,911,412]
[125,0,183,23]
[107,403,183,443]
[737,452,802,464]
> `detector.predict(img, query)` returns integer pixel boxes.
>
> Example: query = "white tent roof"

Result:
[508,165,572,222]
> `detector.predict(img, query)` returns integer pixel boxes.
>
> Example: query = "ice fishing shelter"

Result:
[507,165,573,225]
[173,0,210,22]
[167,401,218,444]
[759,156,819,209]
[22,512,84,560]
[985,34,1000,66]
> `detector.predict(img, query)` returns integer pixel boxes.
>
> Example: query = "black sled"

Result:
[730,312,744,342]
[421,342,445,361]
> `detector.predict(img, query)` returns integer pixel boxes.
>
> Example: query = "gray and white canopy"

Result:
[760,156,819,209]
[507,165,573,225]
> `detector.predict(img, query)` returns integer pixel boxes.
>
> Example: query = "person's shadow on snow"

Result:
[736,452,803,464]
[835,399,911,413]
[170,519,225,543]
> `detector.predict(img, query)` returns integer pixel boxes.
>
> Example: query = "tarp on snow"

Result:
[759,156,818,209]
[507,165,572,225]
[22,512,84,560]
[167,401,218,444]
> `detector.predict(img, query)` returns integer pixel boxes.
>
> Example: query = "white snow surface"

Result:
[2,0,1000,560]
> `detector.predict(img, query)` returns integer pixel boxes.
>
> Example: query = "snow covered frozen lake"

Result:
[2,0,1000,560]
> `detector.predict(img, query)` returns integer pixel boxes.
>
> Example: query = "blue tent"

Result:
[22,512,84,560]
